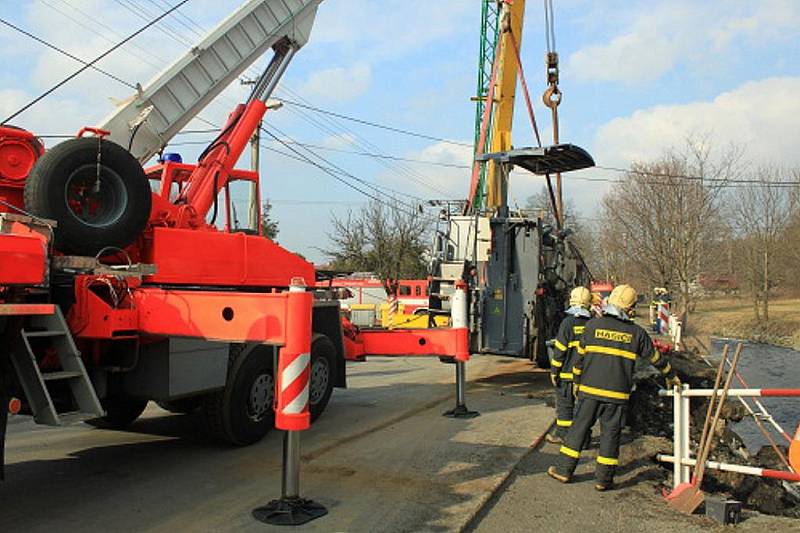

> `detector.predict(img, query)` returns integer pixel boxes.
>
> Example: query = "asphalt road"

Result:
[1,356,553,532]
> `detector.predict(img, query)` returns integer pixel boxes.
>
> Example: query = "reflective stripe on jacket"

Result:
[573,314,669,403]
[552,315,589,381]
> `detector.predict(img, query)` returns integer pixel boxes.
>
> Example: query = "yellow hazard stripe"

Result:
[660,362,672,375]
[551,359,563,368]
[573,326,585,334]
[650,351,662,364]
[559,372,574,380]
[554,340,567,352]
[597,456,619,466]
[556,419,573,427]
[572,367,582,376]
[568,340,581,348]
[585,345,637,361]
[576,384,630,401]
[576,345,586,355]
[560,446,580,459]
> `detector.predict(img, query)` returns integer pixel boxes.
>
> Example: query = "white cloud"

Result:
[568,29,679,84]
[407,141,472,198]
[299,63,371,103]
[567,1,800,84]
[592,76,800,167]
[320,133,357,150]
[312,0,473,63]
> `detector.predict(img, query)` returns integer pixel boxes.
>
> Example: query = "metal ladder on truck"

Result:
[8,306,103,425]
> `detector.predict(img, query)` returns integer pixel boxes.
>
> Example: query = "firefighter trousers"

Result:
[553,380,575,439]
[554,397,627,485]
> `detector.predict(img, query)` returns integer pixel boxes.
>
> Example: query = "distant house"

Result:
[697,274,739,294]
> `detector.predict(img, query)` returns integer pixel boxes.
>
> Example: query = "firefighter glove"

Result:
[665,374,682,390]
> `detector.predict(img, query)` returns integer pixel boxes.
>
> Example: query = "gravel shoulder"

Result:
[469,431,800,532]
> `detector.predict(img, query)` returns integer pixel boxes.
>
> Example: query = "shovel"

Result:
[668,343,742,514]
[665,344,727,504]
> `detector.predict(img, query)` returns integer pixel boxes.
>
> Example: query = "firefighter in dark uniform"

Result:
[547,284,680,490]
[546,287,592,444]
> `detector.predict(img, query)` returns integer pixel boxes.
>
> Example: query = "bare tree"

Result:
[325,201,431,280]
[727,165,798,321]
[597,137,742,326]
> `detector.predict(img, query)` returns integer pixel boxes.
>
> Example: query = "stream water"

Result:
[710,337,799,453]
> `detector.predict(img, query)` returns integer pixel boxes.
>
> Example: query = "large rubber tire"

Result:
[97,397,148,429]
[24,137,151,256]
[309,334,336,422]
[201,345,275,446]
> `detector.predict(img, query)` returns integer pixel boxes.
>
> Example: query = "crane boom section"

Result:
[96,0,322,163]
[485,0,524,210]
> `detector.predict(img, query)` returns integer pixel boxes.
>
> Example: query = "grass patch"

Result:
[688,297,800,349]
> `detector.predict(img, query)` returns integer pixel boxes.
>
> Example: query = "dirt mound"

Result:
[628,350,800,517]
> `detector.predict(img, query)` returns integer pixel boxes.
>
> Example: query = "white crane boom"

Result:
[97,0,322,163]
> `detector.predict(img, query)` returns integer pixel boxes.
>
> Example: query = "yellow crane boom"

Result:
[485,0,525,210]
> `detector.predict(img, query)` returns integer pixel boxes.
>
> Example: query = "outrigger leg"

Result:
[443,280,479,419]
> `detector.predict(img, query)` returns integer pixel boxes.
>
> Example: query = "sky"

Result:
[2,0,800,263]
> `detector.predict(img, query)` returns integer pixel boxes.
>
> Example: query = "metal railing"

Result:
[657,385,800,486]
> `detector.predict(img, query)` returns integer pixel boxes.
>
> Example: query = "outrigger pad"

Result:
[252,497,328,526]
[443,404,480,419]
[476,144,595,175]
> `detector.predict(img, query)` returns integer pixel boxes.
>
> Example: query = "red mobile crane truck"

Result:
[0,0,347,475]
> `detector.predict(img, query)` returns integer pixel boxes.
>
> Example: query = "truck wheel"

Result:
[24,137,151,256]
[97,397,148,429]
[309,334,336,422]
[156,397,201,414]
[202,345,274,445]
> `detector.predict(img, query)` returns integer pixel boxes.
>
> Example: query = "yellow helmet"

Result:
[569,286,592,308]
[608,284,637,311]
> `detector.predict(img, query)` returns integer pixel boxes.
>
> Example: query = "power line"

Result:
[102,4,461,198]
[268,199,368,206]
[4,9,417,209]
[276,98,473,148]
[276,85,462,196]
[1,0,189,125]
[264,123,423,206]
[115,3,441,204]
[0,17,135,89]
[167,137,471,170]
[259,125,418,216]
[592,166,800,187]
[40,0,166,73]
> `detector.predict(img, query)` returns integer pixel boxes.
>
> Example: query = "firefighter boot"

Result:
[547,466,570,483]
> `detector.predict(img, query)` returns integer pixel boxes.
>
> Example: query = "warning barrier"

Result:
[658,385,800,487]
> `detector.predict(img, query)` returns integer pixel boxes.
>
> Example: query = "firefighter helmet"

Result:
[569,286,592,308]
[608,284,637,311]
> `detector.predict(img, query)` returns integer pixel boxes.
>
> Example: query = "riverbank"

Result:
[689,297,800,349]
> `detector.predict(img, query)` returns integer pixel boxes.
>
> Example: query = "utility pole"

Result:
[240,78,282,232]
[241,77,261,231]
[248,121,261,230]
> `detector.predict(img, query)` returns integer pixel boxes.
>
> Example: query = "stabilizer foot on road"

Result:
[251,497,328,526]
[443,404,480,419]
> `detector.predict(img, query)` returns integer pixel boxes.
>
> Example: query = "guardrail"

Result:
[657,385,800,487]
